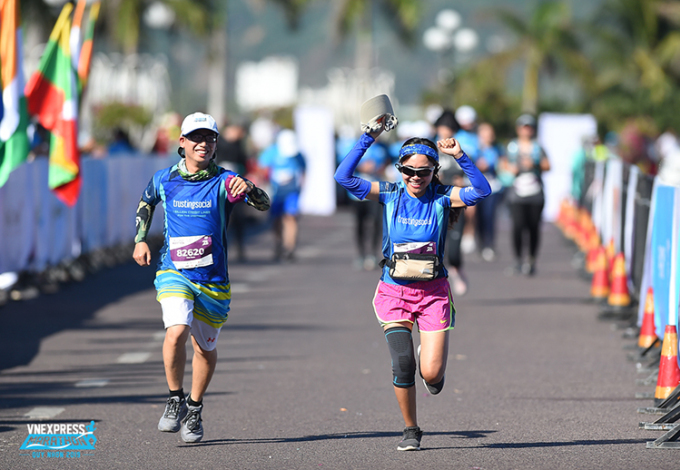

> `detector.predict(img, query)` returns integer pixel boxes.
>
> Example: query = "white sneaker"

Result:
[481,248,495,262]
[450,269,468,296]
[461,235,476,255]
[363,255,377,271]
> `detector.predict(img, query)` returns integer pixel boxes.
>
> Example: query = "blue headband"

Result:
[399,144,439,163]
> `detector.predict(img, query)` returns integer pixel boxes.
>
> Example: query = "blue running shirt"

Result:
[258,144,306,196]
[140,164,240,284]
[379,181,453,285]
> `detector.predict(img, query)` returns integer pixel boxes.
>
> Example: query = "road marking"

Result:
[153,330,166,342]
[117,352,151,364]
[75,379,110,388]
[230,283,250,293]
[24,407,65,419]
[296,246,323,259]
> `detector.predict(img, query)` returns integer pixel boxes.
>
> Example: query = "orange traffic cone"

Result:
[638,287,657,349]
[585,246,598,274]
[590,246,610,300]
[575,209,588,251]
[608,253,630,307]
[605,239,616,276]
[585,232,602,274]
[564,204,578,240]
[556,199,568,231]
[654,325,680,406]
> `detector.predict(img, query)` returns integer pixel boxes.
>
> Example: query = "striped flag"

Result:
[0,0,30,188]
[25,3,81,206]
[69,0,86,77]
[77,2,100,90]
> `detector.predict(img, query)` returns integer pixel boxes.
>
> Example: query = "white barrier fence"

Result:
[0,157,171,274]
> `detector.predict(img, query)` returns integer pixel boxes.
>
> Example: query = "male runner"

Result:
[132,112,270,443]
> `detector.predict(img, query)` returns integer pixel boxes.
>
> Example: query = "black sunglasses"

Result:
[396,164,436,178]
[185,132,217,144]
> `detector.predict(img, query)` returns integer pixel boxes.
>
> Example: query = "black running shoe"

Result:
[397,426,422,451]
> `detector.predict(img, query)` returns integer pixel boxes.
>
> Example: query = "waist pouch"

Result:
[380,253,441,281]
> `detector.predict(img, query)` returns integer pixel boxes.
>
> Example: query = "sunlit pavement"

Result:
[0,208,675,469]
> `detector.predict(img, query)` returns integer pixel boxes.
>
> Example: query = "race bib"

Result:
[169,235,213,269]
[513,173,541,198]
[393,241,437,255]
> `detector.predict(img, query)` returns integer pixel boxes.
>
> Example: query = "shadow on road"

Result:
[482,438,647,448]
[468,296,594,307]
[0,262,156,372]
[184,429,498,447]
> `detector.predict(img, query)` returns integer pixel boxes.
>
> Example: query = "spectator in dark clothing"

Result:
[215,122,250,262]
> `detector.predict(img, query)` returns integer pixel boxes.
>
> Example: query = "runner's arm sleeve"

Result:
[334,133,374,200]
[135,200,156,243]
[245,182,271,211]
[456,152,492,206]
[134,177,159,243]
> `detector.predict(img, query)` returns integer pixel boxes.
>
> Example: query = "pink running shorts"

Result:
[372,277,455,332]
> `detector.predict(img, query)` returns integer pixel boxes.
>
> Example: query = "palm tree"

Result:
[102,0,309,122]
[333,0,422,70]
[588,0,680,104]
[579,0,680,131]
[102,0,211,55]
[495,0,587,114]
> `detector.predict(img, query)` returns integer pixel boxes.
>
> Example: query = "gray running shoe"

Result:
[397,426,422,451]
[158,396,187,433]
[181,402,204,443]
[422,375,445,395]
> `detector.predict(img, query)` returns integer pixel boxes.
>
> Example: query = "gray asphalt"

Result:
[0,208,677,470]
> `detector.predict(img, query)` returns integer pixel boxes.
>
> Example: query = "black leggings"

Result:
[446,215,465,268]
[354,200,382,258]
[509,200,544,260]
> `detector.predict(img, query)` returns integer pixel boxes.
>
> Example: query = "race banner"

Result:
[652,185,677,337]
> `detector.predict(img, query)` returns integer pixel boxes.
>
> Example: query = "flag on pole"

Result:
[0,0,30,188]
[78,2,100,90]
[69,0,86,78]
[25,3,81,206]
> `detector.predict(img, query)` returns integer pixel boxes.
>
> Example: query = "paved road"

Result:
[0,209,676,469]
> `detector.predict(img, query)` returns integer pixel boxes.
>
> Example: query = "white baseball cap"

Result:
[181,112,219,136]
[455,105,477,126]
[276,129,299,158]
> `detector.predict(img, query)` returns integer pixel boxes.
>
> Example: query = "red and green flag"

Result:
[25,3,80,206]
[0,0,30,188]
[77,1,100,90]
[69,0,86,82]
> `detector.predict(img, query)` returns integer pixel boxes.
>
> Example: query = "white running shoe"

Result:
[461,234,476,254]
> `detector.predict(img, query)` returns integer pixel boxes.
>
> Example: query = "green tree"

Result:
[586,0,680,130]
[495,0,587,114]
[333,0,422,70]
[102,0,211,55]
[102,0,308,121]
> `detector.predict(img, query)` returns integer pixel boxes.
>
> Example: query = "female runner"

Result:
[334,120,491,451]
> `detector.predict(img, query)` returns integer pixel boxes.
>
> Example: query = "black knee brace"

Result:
[384,326,416,388]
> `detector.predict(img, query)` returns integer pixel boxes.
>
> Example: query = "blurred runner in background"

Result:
[215,120,250,262]
[258,129,307,261]
[475,122,503,262]
[499,114,550,276]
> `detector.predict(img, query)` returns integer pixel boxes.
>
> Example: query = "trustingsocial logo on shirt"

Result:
[397,215,433,227]
[173,200,212,210]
